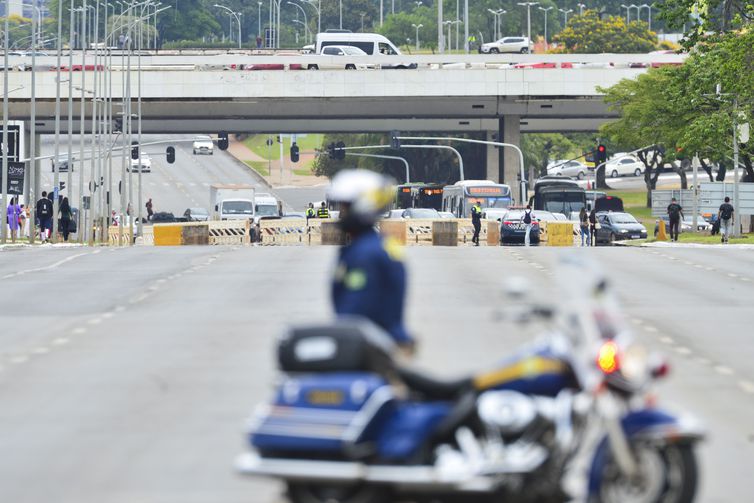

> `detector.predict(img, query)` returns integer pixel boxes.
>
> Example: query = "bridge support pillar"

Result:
[500,116,520,193]
[485,131,499,183]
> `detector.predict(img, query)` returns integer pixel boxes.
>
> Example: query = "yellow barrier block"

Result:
[546,223,576,247]
[380,220,408,245]
[657,219,668,241]
[153,224,183,246]
[487,221,500,246]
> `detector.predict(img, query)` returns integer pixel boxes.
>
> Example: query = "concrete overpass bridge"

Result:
[3,52,685,182]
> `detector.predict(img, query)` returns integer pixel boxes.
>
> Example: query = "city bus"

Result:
[441,180,513,218]
[394,183,445,210]
[529,177,586,216]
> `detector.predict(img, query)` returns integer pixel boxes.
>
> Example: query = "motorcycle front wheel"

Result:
[287,482,392,503]
[594,443,698,503]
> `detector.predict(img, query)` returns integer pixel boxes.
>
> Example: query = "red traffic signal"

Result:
[596,144,607,165]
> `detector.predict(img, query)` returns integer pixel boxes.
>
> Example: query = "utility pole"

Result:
[517,2,539,46]
[1,4,8,244]
[538,6,553,50]
[437,0,443,53]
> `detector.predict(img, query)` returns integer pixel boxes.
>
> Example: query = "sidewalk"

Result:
[228,137,327,188]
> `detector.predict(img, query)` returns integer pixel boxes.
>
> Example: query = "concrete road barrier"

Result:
[208,220,251,245]
[487,221,500,246]
[546,222,576,246]
[379,220,408,245]
[153,224,184,246]
[108,225,133,246]
[432,220,458,246]
[321,221,347,245]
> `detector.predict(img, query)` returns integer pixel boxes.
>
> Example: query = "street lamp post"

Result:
[443,20,452,51]
[577,3,586,15]
[258,2,262,40]
[214,4,242,49]
[302,0,321,37]
[538,6,552,50]
[287,2,309,43]
[640,3,652,30]
[517,2,539,46]
[411,23,423,50]
[558,8,573,25]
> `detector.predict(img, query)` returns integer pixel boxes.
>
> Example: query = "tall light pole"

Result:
[214,4,242,49]
[303,0,321,36]
[538,5,552,50]
[517,2,538,45]
[443,20,452,51]
[629,4,640,22]
[558,7,573,25]
[1,1,9,243]
[640,3,652,30]
[288,2,309,43]
[411,23,423,49]
[437,0,443,53]
[258,2,262,39]
[361,13,366,32]
[577,3,586,15]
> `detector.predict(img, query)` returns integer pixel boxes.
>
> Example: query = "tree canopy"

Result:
[552,10,656,53]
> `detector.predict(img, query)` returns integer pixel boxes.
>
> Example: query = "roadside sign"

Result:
[0,122,25,162]
[698,182,754,216]
[0,162,25,195]
[651,189,695,216]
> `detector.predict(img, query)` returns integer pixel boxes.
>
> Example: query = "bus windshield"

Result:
[541,191,585,215]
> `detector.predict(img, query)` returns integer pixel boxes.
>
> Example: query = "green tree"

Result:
[552,10,657,53]
[658,0,754,50]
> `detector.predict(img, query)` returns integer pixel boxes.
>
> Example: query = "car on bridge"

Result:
[479,36,533,54]
[306,45,375,70]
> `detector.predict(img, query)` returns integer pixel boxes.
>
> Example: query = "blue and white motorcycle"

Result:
[236,264,704,503]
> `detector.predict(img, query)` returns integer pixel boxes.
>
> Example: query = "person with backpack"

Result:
[718,196,735,243]
[36,191,54,243]
[522,205,534,247]
[470,201,482,246]
[59,197,73,242]
[666,197,684,242]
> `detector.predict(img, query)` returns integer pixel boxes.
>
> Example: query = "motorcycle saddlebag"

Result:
[278,318,396,375]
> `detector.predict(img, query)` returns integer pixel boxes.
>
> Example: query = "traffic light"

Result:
[390,130,401,149]
[131,141,139,160]
[336,141,346,160]
[218,131,229,151]
[596,144,607,165]
[166,146,176,164]
[327,142,336,159]
[290,142,300,163]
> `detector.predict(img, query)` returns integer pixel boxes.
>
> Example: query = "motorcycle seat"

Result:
[397,366,473,401]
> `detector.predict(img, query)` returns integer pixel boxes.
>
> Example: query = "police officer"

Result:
[328,170,415,352]
[305,202,315,222]
[470,201,483,246]
[317,201,330,219]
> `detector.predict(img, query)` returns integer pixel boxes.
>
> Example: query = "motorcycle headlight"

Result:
[620,344,650,385]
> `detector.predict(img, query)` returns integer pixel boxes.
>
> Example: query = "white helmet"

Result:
[327,169,395,231]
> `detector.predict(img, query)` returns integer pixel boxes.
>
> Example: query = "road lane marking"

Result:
[659,336,674,344]
[728,273,739,278]
[695,357,711,365]
[644,325,658,333]
[52,337,69,346]
[715,365,734,376]
[71,327,87,335]
[10,356,29,364]
[675,346,692,355]
[1,252,91,280]
[32,347,50,355]
[706,267,714,271]
[87,318,102,325]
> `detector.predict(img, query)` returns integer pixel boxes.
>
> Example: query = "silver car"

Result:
[479,36,533,54]
[547,160,589,180]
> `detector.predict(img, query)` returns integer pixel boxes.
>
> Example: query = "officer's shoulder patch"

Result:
[344,269,367,290]
[382,236,405,261]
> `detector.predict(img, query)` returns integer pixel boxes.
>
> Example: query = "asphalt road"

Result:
[35,135,327,216]
[1,244,753,503]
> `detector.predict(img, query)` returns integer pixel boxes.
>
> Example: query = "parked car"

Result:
[192,135,214,155]
[653,215,703,236]
[595,212,648,244]
[547,159,589,179]
[151,211,176,223]
[438,211,455,219]
[498,209,542,245]
[401,208,441,219]
[384,209,406,219]
[479,36,533,54]
[128,153,152,173]
[183,207,209,222]
[606,155,644,178]
[482,208,508,222]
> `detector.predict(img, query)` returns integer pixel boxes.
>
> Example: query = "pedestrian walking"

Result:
[59,197,73,242]
[579,207,590,246]
[667,197,684,242]
[470,201,482,246]
[118,33,125,49]
[146,198,154,221]
[522,205,534,247]
[256,36,263,49]
[718,196,735,243]
[589,208,598,246]
[36,191,53,242]
[317,202,330,219]
[6,197,21,243]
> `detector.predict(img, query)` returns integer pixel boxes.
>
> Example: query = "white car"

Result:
[547,159,589,179]
[482,208,508,222]
[193,135,214,155]
[606,155,644,178]
[128,153,151,173]
[479,36,533,54]
[308,45,374,70]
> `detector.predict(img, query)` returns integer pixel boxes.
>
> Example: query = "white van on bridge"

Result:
[314,33,416,69]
